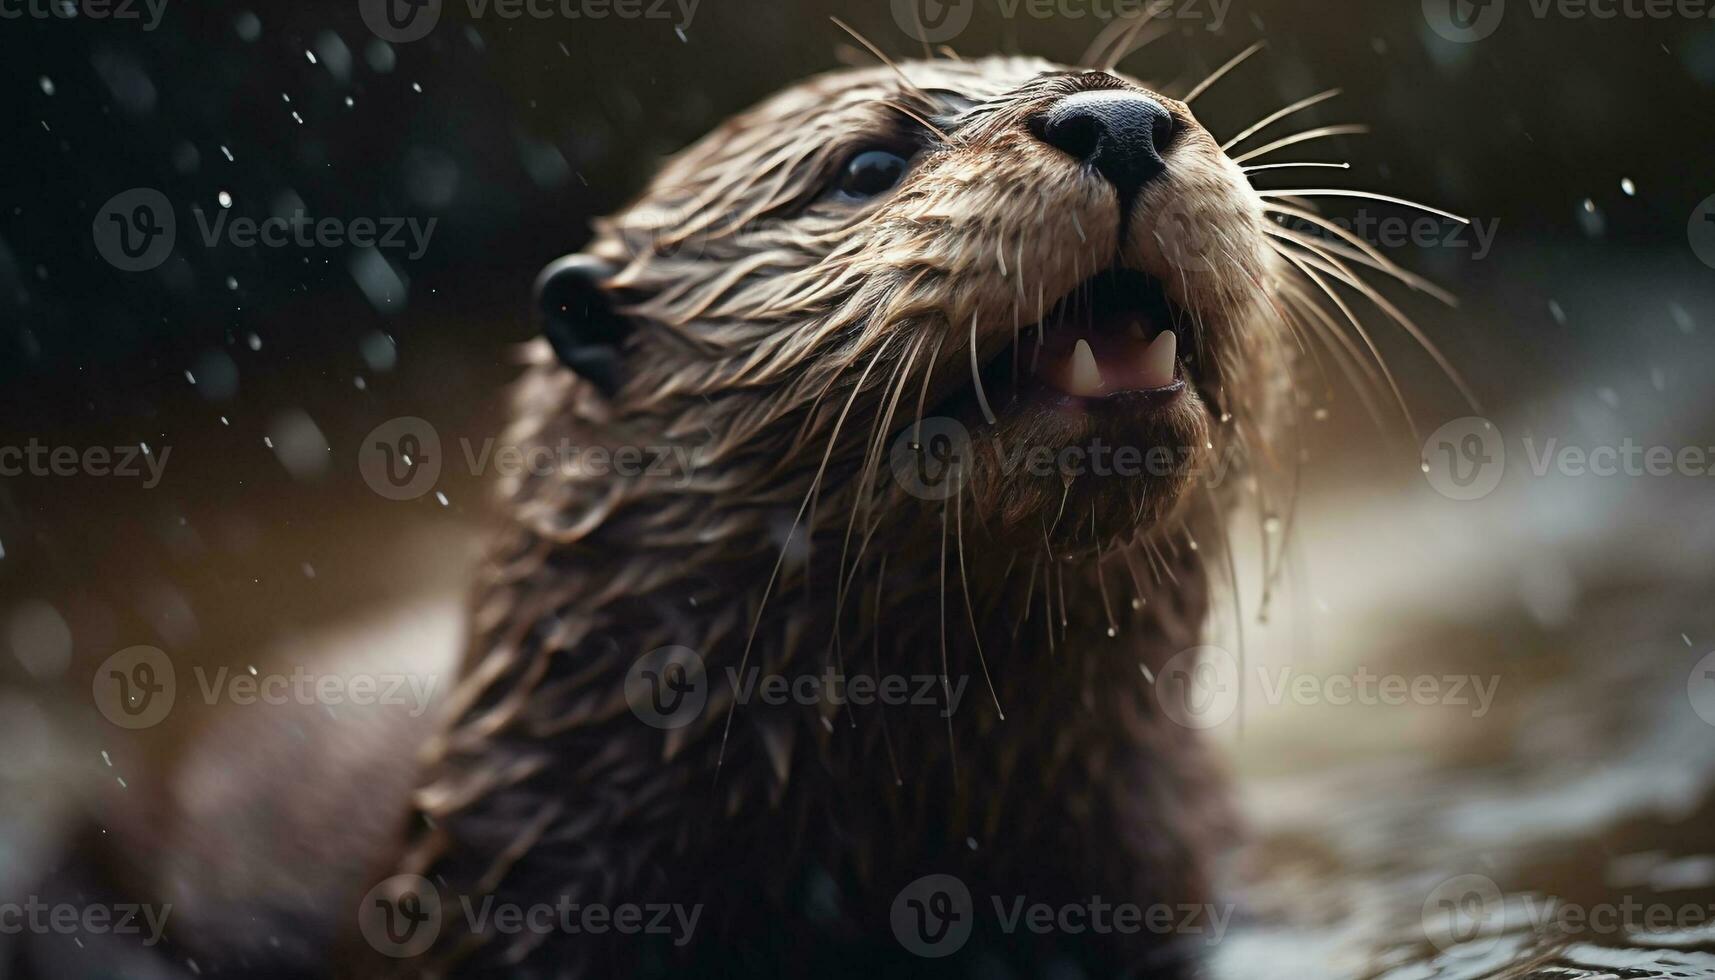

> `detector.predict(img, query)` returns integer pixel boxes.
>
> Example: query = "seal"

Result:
[361,55,1296,978]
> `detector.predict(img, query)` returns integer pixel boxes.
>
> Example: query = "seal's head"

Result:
[532,57,1285,556]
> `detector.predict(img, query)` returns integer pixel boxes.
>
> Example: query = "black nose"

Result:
[1030,90,1176,202]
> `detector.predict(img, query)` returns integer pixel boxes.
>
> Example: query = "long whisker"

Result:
[1091,6,1167,71]
[1277,247,1420,441]
[1182,40,1267,104]
[829,16,949,140]
[1256,188,1470,225]
[1264,204,1457,304]
[969,311,997,425]
[717,351,886,778]
[1230,125,1370,165]
[1283,237,1483,413]
[1275,274,1393,430]
[1221,88,1343,153]
[956,488,1004,718]
[1241,161,1351,174]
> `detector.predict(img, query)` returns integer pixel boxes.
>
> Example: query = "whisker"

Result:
[1284,238,1483,413]
[1182,40,1267,104]
[717,353,885,778]
[1264,205,1458,304]
[1220,88,1342,153]
[1277,247,1421,442]
[1256,188,1470,225]
[1241,161,1351,174]
[970,311,997,426]
[1090,5,1168,71]
[1230,125,1369,165]
[956,489,1005,719]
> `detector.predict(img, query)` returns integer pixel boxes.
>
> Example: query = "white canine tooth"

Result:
[1070,338,1104,395]
[1138,330,1177,388]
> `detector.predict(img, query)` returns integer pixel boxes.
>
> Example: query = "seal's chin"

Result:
[954,268,1216,553]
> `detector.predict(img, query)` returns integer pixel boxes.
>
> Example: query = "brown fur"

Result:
[345,57,1292,978]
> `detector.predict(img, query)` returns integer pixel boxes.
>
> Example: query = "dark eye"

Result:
[835,149,910,201]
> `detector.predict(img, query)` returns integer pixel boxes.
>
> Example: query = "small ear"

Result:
[534,253,629,397]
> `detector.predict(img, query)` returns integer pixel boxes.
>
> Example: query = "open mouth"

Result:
[999,269,1192,407]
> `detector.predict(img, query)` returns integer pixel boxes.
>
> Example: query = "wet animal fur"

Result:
[354,56,1294,978]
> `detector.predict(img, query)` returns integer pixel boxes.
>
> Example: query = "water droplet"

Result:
[1620,177,1636,196]
[435,492,450,507]
[1130,597,1143,609]
[217,190,233,208]
[38,76,54,96]
[1105,626,1117,637]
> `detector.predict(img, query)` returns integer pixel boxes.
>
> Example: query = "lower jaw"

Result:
[1028,377,1189,415]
